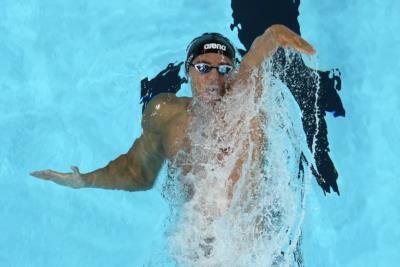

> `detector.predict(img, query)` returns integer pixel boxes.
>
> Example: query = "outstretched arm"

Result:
[81,129,165,191]
[31,96,169,192]
[31,131,164,191]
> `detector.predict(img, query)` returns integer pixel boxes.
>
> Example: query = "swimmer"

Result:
[30,25,315,196]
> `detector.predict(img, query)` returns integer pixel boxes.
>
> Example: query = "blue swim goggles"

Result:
[189,63,233,75]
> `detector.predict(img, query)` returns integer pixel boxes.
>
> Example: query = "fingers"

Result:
[281,35,315,55]
[30,169,70,179]
[30,170,60,180]
[30,168,84,188]
[294,36,315,55]
[272,25,316,55]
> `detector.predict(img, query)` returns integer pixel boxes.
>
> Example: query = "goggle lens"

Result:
[192,63,233,75]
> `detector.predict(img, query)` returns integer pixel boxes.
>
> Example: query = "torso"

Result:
[161,98,192,160]
[146,93,263,202]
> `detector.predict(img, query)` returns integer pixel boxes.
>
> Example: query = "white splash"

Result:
[162,52,317,267]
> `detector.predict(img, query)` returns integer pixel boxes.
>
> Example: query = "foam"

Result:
[162,51,317,266]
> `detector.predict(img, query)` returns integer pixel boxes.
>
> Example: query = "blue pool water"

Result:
[1,0,399,266]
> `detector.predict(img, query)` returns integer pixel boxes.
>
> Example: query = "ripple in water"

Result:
[161,51,318,267]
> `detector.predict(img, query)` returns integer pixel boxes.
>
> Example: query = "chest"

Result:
[162,111,192,160]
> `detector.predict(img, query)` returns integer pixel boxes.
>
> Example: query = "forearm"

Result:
[81,162,148,192]
[81,156,152,191]
[231,28,277,98]
[240,27,278,70]
[81,138,165,191]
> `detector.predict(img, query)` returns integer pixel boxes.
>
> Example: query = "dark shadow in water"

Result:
[139,0,344,196]
[140,62,187,113]
[230,0,344,197]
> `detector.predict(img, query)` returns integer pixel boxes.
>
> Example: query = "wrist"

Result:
[79,173,92,188]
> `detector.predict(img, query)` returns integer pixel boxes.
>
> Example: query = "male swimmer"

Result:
[30,25,315,197]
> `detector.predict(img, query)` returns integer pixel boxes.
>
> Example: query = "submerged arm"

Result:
[81,96,170,191]
[31,95,170,192]
[81,130,164,191]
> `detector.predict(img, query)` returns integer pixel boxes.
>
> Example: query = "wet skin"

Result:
[30,25,315,199]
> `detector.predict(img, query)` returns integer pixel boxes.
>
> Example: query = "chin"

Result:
[199,94,221,103]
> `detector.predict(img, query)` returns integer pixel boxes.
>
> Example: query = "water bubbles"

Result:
[162,51,316,266]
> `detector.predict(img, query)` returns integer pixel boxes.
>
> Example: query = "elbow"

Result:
[124,183,154,192]
[124,175,156,192]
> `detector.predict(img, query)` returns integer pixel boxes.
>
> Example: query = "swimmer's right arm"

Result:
[80,129,165,191]
[30,132,164,191]
[30,94,172,191]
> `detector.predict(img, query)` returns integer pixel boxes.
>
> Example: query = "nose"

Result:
[206,68,221,80]
[205,71,224,89]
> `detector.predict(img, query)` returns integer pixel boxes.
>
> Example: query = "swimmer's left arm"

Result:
[240,24,315,70]
[232,24,315,90]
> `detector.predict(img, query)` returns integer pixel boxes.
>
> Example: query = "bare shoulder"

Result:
[142,93,191,133]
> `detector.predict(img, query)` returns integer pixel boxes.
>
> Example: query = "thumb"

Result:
[70,166,80,174]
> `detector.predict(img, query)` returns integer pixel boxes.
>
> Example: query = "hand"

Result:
[244,24,316,67]
[30,166,85,189]
[265,24,316,55]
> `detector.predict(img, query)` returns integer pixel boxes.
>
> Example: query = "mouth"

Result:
[205,84,223,99]
[198,92,221,104]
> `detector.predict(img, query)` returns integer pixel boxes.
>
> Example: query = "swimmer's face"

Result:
[188,53,234,102]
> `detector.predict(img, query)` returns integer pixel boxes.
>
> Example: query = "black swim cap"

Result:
[185,32,236,74]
